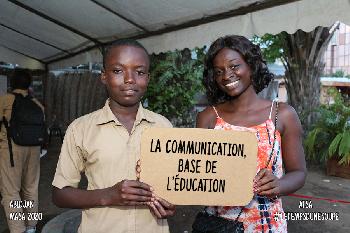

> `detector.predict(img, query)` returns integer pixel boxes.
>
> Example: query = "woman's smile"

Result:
[225,79,240,88]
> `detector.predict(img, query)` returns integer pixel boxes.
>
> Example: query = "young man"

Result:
[52,39,175,233]
[0,69,44,233]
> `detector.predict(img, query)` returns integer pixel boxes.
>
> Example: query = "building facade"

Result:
[324,23,350,76]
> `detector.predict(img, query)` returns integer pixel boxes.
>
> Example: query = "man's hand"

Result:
[102,179,154,206]
[136,159,141,180]
[147,197,176,219]
[136,159,176,218]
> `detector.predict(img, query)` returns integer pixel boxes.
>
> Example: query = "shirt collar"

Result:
[96,99,155,125]
[13,89,28,96]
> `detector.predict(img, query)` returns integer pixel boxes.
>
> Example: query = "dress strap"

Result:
[268,98,279,119]
[212,106,220,118]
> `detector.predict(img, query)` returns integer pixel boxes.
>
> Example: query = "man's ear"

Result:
[100,70,107,85]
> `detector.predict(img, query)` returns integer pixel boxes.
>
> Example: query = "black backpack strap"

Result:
[11,92,21,117]
[2,116,14,167]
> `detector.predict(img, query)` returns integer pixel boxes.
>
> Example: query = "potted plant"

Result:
[305,88,350,178]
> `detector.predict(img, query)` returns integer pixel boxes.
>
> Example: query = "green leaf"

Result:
[145,47,205,126]
[338,155,350,165]
[328,134,342,157]
[339,131,350,157]
[305,128,322,159]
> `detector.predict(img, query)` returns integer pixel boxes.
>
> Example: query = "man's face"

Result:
[101,45,150,107]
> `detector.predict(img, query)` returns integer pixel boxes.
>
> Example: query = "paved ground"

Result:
[1,137,350,232]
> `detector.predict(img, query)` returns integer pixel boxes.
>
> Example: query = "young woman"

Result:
[196,35,306,232]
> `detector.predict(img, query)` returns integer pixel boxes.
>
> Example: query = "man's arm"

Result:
[52,180,154,209]
[52,124,155,209]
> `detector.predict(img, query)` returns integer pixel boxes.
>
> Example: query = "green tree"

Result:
[144,47,205,127]
[254,25,338,130]
[305,88,350,165]
[332,70,345,77]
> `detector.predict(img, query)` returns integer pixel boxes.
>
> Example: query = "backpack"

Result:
[7,93,46,146]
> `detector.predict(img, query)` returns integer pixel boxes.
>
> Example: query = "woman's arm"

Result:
[255,103,307,198]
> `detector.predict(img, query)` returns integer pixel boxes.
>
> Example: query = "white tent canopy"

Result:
[1,0,350,70]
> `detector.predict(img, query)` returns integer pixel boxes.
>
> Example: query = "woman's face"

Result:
[213,48,253,97]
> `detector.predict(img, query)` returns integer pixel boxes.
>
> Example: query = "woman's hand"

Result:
[254,168,281,199]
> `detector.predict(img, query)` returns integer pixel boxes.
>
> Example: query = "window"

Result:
[346,33,350,44]
[339,33,346,45]
[339,45,345,56]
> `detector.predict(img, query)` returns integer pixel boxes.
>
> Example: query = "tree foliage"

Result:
[144,47,205,126]
[252,34,286,64]
[324,69,350,78]
[305,88,350,165]
[253,26,337,131]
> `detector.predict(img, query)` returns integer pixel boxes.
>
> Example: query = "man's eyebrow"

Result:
[105,63,122,67]
[135,65,147,68]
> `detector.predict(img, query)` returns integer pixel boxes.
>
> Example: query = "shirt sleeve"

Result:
[52,123,85,189]
[156,114,173,128]
[162,117,173,128]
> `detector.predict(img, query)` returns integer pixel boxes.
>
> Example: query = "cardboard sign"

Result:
[140,128,258,206]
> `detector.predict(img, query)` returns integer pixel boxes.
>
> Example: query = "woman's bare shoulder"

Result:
[277,102,302,134]
[196,106,217,129]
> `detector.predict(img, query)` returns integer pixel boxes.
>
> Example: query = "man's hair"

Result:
[11,69,32,90]
[102,39,149,69]
[203,35,274,104]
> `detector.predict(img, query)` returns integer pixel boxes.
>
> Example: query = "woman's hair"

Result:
[203,35,274,104]
[103,39,149,69]
[11,69,32,90]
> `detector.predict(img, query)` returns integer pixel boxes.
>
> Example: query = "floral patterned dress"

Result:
[205,100,287,233]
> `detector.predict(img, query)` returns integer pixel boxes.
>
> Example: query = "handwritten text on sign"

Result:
[140,128,258,206]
